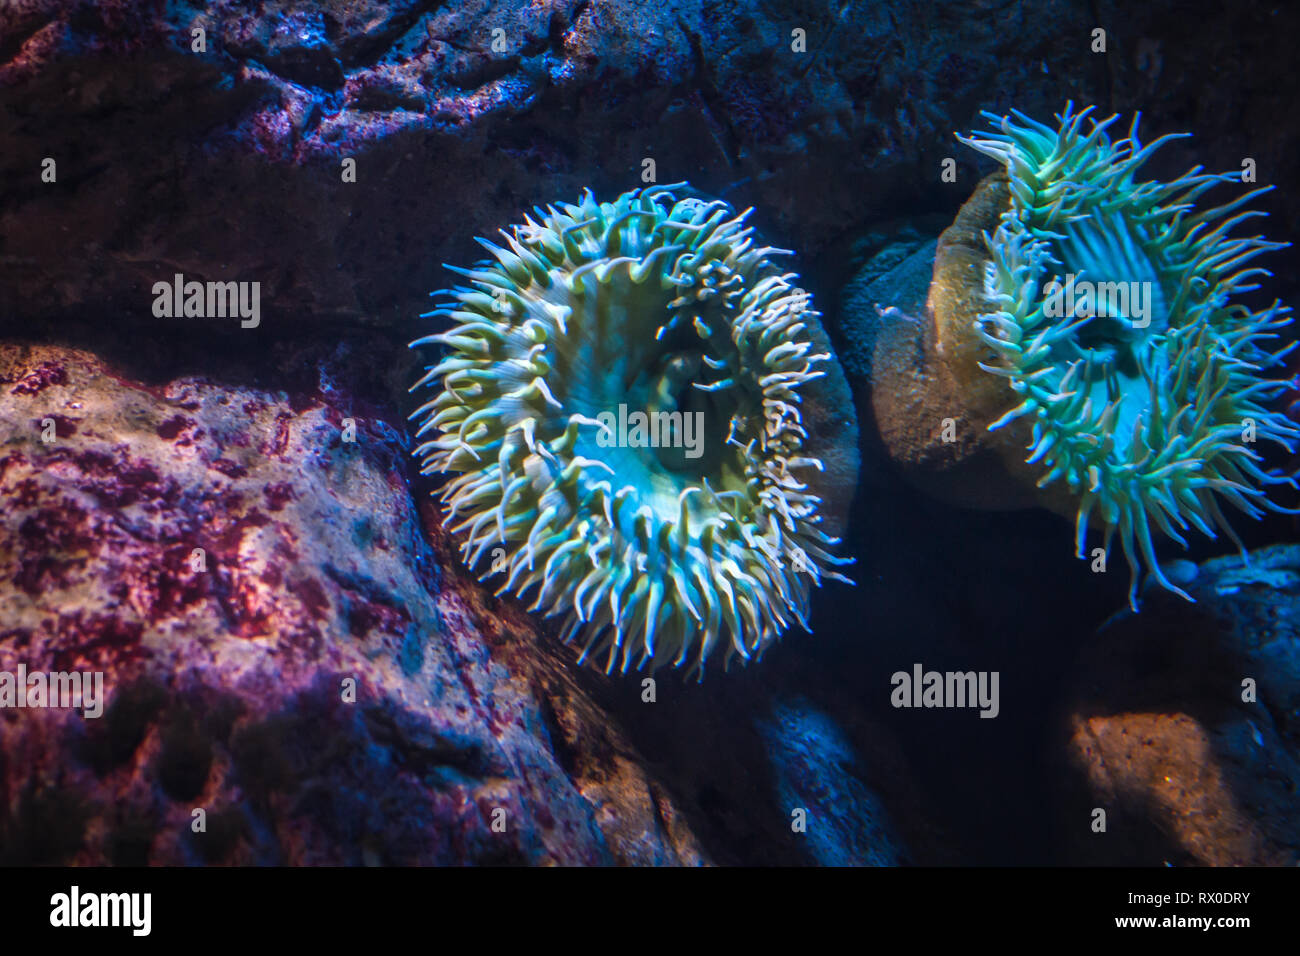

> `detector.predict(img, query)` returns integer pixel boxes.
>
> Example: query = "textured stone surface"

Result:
[836,219,1045,512]
[0,341,924,865]
[1059,545,1300,866]
[0,342,689,864]
[5,0,1298,332]
[758,698,905,866]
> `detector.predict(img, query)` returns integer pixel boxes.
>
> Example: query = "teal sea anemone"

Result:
[409,185,852,677]
[957,104,1299,607]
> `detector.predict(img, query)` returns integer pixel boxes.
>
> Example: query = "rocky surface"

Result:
[0,342,618,864]
[0,341,930,865]
[4,0,1299,333]
[833,177,1063,514]
[1058,545,1300,866]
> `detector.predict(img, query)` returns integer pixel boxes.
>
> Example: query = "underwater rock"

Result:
[1058,544,1300,866]
[838,200,1041,513]
[0,340,921,866]
[7,0,1296,333]
[0,342,711,864]
[757,698,905,866]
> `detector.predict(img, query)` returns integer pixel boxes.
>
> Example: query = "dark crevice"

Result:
[675,16,741,168]
[536,689,582,778]
[335,0,445,71]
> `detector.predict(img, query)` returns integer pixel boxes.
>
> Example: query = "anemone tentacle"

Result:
[959,104,1299,608]
[410,185,852,677]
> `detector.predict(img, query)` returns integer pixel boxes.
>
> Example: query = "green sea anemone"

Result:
[409,185,852,677]
[956,104,1299,607]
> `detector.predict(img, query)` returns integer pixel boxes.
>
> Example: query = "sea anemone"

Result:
[952,104,1299,607]
[409,185,853,677]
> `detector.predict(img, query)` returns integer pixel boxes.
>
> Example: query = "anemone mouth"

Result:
[960,104,1300,608]
[1032,210,1175,463]
[409,185,852,677]
[1049,213,1168,355]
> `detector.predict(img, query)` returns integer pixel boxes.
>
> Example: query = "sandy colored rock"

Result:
[1057,544,1300,866]
[840,177,1046,511]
